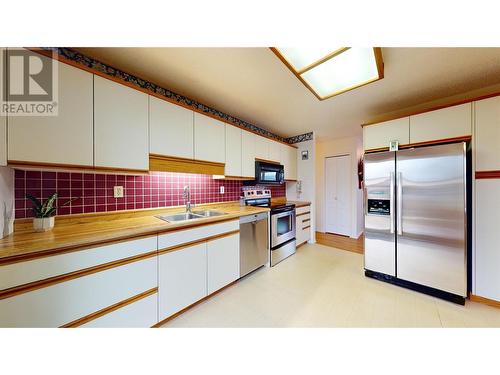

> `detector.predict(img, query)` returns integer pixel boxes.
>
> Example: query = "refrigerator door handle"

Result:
[390,171,395,234]
[397,172,403,235]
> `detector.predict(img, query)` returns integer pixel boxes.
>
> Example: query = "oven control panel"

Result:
[367,199,390,215]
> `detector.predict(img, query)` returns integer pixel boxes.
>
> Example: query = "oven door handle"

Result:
[272,210,294,219]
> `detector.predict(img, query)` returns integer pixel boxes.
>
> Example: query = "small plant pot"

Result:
[33,217,55,232]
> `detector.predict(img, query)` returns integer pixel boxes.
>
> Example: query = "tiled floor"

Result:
[162,243,500,328]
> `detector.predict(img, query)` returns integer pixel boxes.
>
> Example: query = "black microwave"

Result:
[255,161,284,185]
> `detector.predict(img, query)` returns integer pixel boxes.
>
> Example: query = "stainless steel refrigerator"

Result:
[364,142,467,304]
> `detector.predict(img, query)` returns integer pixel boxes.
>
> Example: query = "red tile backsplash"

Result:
[15,170,286,219]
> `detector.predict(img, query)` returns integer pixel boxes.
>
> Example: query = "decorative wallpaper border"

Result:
[41,47,293,143]
[285,132,314,144]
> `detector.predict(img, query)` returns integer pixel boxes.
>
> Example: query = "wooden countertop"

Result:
[0,202,269,264]
[286,200,311,208]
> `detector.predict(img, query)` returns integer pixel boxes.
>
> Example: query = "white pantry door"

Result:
[325,155,351,236]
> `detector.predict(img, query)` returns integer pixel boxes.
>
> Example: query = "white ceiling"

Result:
[76,47,500,140]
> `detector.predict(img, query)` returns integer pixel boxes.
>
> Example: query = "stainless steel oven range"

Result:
[243,189,296,266]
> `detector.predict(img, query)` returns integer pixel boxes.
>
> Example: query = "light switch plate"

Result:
[220,186,224,194]
[113,186,124,198]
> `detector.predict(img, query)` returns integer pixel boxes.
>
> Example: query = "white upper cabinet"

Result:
[363,117,410,151]
[281,144,297,180]
[94,76,149,170]
[8,58,94,166]
[149,95,194,159]
[225,125,242,177]
[241,130,256,178]
[255,134,269,160]
[474,96,500,171]
[193,113,225,163]
[410,103,472,144]
[268,138,281,162]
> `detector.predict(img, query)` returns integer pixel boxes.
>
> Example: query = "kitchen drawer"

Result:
[158,220,239,249]
[0,236,157,291]
[296,205,311,216]
[0,257,157,327]
[81,292,158,328]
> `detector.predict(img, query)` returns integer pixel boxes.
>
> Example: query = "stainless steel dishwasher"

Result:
[239,212,268,277]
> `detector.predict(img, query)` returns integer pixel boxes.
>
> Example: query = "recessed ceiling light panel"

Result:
[271,47,384,100]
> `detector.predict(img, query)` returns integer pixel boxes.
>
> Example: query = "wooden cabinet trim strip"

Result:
[475,170,500,179]
[149,154,225,175]
[296,211,311,217]
[470,294,500,308]
[61,287,158,328]
[158,230,240,256]
[0,250,158,300]
[364,135,471,154]
[152,280,237,327]
[27,48,297,149]
[302,218,311,223]
[303,225,311,230]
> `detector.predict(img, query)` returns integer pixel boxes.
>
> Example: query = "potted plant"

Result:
[26,193,77,232]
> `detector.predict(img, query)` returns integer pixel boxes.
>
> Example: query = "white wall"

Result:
[286,138,316,242]
[315,136,364,239]
[0,166,14,239]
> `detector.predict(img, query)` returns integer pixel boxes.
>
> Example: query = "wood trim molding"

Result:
[158,230,240,256]
[8,160,149,175]
[296,211,311,217]
[470,294,500,308]
[302,218,311,223]
[149,154,225,175]
[152,280,237,327]
[0,250,158,300]
[475,170,500,179]
[255,158,281,165]
[61,287,158,328]
[27,48,298,149]
[303,225,311,230]
[364,136,471,154]
[215,175,254,181]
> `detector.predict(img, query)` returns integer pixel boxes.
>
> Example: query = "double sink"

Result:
[156,210,226,223]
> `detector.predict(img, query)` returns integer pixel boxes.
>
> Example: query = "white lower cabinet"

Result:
[295,206,311,246]
[0,257,157,327]
[81,293,158,328]
[475,179,500,301]
[207,233,240,294]
[158,243,208,321]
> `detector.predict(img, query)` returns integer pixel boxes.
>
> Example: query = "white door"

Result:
[325,155,351,236]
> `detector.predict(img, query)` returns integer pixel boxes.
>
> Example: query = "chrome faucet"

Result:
[183,185,192,213]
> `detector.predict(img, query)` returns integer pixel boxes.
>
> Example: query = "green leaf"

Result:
[42,192,58,217]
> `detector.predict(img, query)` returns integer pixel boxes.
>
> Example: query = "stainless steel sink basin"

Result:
[156,213,203,222]
[156,210,226,222]
[191,210,226,217]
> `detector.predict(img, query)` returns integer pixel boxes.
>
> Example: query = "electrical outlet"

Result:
[220,186,225,194]
[113,186,124,198]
